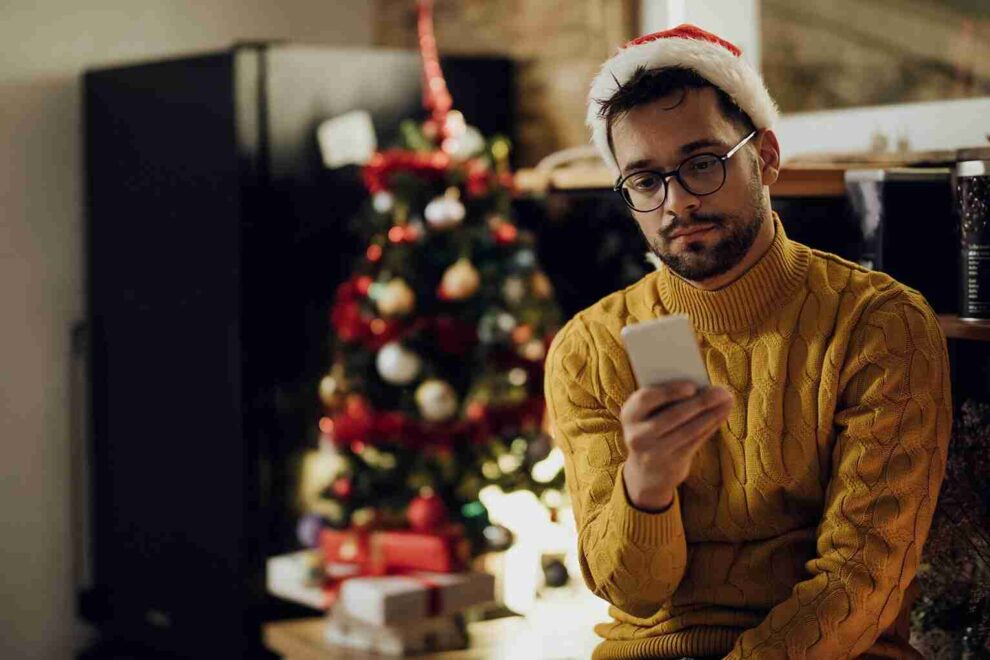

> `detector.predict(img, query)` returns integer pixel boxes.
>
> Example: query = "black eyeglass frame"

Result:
[613,129,759,213]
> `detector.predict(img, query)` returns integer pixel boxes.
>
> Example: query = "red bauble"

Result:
[332,476,353,499]
[406,492,449,532]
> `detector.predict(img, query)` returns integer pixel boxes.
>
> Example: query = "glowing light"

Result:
[356,276,373,295]
[319,417,335,434]
[532,447,564,483]
[388,226,405,243]
[482,461,501,480]
[366,245,383,261]
[370,319,387,335]
[351,441,366,454]
[508,368,528,387]
[498,453,522,473]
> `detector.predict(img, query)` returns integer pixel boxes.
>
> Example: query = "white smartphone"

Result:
[620,314,710,391]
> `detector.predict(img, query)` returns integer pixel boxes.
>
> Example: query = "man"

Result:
[544,25,952,660]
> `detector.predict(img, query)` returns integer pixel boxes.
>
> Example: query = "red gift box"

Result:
[320,528,376,570]
[375,527,471,574]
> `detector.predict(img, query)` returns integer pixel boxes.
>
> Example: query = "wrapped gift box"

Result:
[337,570,495,626]
[266,550,327,610]
[320,528,375,569]
[325,602,468,656]
[376,528,471,573]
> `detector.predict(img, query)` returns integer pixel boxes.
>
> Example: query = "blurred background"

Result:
[3,1,990,659]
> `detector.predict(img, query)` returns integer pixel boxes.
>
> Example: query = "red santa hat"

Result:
[586,24,779,175]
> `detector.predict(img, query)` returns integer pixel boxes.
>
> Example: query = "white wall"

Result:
[0,3,371,658]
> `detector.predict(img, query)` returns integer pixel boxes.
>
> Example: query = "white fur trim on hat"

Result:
[586,29,779,176]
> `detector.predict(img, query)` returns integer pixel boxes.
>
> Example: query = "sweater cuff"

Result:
[612,467,685,546]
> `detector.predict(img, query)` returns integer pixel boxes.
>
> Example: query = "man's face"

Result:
[610,86,768,283]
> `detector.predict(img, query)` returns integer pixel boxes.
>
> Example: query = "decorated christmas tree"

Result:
[297,0,565,557]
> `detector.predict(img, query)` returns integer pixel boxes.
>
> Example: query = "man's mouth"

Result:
[669,223,716,240]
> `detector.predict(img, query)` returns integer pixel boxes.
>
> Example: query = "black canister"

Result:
[956,161,990,320]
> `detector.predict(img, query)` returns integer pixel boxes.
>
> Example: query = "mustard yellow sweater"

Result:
[544,213,952,659]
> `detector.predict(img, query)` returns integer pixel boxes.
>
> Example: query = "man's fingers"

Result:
[620,381,698,425]
[628,398,731,456]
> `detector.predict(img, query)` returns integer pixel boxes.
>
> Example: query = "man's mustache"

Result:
[660,215,726,240]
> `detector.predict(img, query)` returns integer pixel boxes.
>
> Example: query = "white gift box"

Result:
[325,602,468,656]
[265,550,326,610]
[337,570,495,626]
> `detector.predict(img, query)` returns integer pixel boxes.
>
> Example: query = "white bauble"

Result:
[448,125,485,160]
[424,194,466,230]
[375,342,422,385]
[415,379,459,422]
[376,279,416,316]
[372,191,395,214]
[501,276,526,305]
[520,338,546,362]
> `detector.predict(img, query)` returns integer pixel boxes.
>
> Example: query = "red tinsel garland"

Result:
[330,277,480,355]
[330,394,546,451]
[361,149,514,197]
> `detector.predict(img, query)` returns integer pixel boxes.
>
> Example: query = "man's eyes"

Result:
[629,174,661,190]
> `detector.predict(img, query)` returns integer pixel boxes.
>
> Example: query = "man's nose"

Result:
[664,176,700,218]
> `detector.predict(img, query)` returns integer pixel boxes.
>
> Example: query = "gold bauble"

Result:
[440,258,480,300]
[376,278,416,316]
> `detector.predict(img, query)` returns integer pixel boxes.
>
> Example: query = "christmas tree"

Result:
[298,0,565,555]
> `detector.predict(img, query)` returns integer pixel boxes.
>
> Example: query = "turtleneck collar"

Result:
[654,212,811,333]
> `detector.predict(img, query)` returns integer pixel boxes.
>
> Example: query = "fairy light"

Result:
[366,244,383,261]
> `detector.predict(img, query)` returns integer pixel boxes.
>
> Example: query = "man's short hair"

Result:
[597,66,757,163]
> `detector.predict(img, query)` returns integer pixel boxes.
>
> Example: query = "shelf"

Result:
[514,165,847,197]
[939,315,990,342]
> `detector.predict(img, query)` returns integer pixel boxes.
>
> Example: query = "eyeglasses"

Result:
[614,130,758,213]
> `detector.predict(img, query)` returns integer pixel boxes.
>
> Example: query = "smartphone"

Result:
[620,314,710,391]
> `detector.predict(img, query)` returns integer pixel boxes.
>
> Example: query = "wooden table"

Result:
[264,592,609,659]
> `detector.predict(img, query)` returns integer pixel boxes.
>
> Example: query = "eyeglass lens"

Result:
[620,154,726,212]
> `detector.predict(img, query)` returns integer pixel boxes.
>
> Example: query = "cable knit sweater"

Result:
[544,213,952,659]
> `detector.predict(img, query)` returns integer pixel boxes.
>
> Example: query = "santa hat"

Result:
[586,24,779,175]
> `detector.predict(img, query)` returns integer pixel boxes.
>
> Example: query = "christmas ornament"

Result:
[542,558,569,588]
[332,476,353,499]
[319,374,345,409]
[587,24,779,175]
[513,249,536,269]
[482,524,514,552]
[375,342,422,385]
[448,124,485,160]
[415,379,459,422]
[407,490,449,532]
[375,278,416,317]
[531,271,554,299]
[296,513,324,548]
[439,258,480,301]
[520,339,546,362]
[501,276,526,305]
[372,190,395,213]
[351,507,379,529]
[492,221,518,245]
[425,188,466,230]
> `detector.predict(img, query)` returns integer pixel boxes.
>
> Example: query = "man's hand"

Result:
[620,380,734,511]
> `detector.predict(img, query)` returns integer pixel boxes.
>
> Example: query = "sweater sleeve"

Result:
[544,316,688,618]
[725,291,952,659]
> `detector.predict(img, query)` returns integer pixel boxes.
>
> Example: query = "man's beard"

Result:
[647,174,765,282]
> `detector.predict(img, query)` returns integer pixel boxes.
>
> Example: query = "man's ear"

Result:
[756,129,781,187]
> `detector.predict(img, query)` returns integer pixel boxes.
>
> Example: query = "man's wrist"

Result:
[622,463,675,512]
